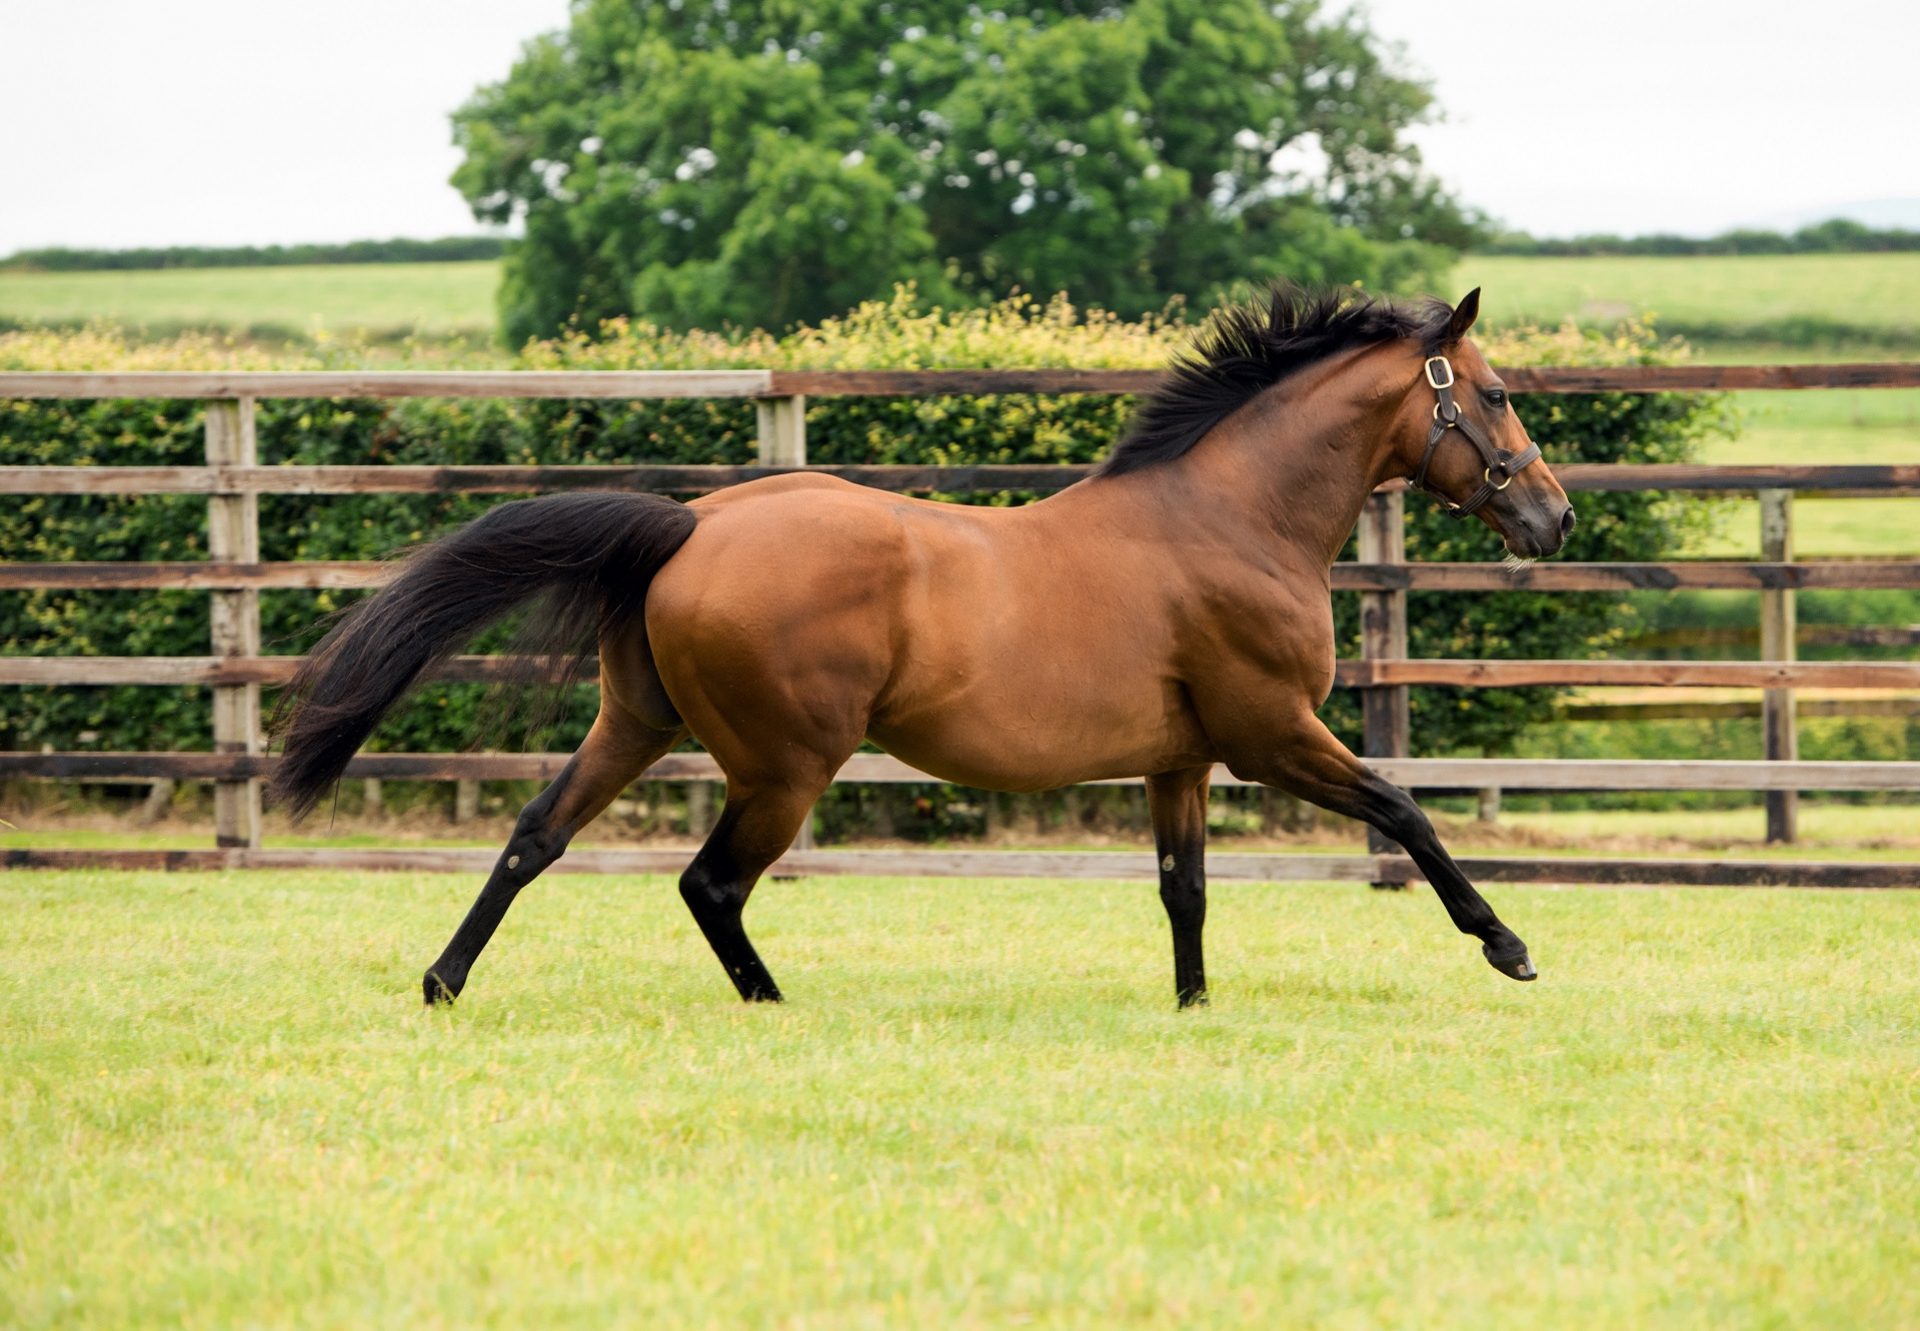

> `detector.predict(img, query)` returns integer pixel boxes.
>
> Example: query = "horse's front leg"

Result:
[1239,710,1536,982]
[1146,766,1213,1008]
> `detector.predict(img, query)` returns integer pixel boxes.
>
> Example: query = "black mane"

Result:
[1098,285,1453,477]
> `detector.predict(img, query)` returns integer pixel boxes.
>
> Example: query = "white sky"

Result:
[0,0,1914,253]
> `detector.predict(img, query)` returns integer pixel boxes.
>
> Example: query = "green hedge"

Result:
[0,295,1724,812]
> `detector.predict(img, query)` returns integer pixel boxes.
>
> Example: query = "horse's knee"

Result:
[499,802,569,882]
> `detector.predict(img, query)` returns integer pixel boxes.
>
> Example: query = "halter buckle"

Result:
[1423,356,1455,391]
[1485,466,1516,493]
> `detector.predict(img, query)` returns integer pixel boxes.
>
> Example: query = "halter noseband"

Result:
[1410,355,1541,519]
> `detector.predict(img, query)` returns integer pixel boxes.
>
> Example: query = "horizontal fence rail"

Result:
[4,463,1920,497]
[11,558,1920,592]
[4,365,1917,887]
[6,751,1917,792]
[5,655,1918,690]
[4,362,1920,399]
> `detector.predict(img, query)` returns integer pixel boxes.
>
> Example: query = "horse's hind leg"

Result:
[1147,766,1213,1008]
[423,710,681,1005]
[676,780,825,1002]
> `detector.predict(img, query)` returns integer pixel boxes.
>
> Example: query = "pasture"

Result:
[0,260,498,340]
[4,869,1917,1329]
[1458,253,1920,345]
[6,252,1920,352]
[1695,393,1920,557]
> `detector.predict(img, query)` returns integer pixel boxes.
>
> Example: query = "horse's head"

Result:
[1391,289,1574,557]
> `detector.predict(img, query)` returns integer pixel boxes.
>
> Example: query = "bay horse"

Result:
[271,286,1573,1008]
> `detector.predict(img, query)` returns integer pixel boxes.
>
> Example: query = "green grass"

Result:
[1682,396,1919,556]
[3,252,1915,349]
[1453,253,1920,341]
[0,261,499,339]
[2,869,1916,1328]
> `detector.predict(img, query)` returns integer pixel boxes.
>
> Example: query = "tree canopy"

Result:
[452,1,1482,341]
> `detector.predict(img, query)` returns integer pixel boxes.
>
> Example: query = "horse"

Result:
[270,285,1573,1009]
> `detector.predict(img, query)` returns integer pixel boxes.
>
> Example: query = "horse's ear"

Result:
[1447,288,1481,341]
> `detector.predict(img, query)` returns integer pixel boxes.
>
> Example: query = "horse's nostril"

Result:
[1560,506,1577,537]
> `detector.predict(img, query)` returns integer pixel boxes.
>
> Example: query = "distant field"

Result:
[4,252,1919,348]
[0,260,498,338]
[1693,399,1919,556]
[1451,253,1920,343]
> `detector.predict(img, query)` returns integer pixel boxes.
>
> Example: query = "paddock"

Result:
[5,864,1917,1328]
[5,364,1919,1329]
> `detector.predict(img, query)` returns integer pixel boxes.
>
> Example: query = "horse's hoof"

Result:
[1483,942,1537,982]
[423,971,457,1006]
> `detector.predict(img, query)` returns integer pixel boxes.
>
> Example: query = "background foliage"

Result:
[451,0,1480,342]
[0,295,1719,828]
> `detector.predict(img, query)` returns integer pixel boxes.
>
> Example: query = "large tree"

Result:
[453,1,1481,342]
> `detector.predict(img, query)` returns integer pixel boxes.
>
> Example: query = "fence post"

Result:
[685,780,713,838]
[1357,491,1410,872]
[757,393,814,851]
[205,398,263,849]
[756,394,806,472]
[1760,489,1798,843]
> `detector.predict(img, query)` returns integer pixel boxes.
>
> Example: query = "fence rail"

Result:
[5,750,1916,791]
[4,653,1919,690]
[4,463,1920,497]
[4,365,1917,885]
[4,362,1920,399]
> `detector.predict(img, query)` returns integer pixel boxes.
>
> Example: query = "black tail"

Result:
[268,492,697,819]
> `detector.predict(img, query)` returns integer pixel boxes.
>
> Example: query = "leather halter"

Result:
[1410,355,1541,519]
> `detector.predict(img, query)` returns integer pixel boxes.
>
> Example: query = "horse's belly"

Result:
[866,672,1212,792]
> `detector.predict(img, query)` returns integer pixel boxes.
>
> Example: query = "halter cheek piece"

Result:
[1410,355,1542,519]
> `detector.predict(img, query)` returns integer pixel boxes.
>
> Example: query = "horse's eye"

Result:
[1484,388,1508,409]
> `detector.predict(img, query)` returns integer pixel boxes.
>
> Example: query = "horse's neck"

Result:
[1175,352,1407,570]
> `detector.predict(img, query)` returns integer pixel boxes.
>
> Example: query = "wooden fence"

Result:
[3,365,1917,888]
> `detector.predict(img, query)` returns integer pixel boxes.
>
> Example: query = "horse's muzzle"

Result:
[1508,502,1575,558]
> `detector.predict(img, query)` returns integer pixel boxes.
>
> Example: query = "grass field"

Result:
[3,869,1917,1328]
[1453,253,1920,343]
[4,252,1917,348]
[0,261,498,339]
[1692,397,1919,556]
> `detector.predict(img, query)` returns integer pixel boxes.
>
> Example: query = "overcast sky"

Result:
[1,0,1914,254]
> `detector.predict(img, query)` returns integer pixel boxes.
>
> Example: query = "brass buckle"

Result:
[1485,466,1515,492]
[1424,356,1455,390]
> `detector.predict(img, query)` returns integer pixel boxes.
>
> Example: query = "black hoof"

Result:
[1177,989,1210,1010]
[423,971,458,1005]
[1482,941,1537,982]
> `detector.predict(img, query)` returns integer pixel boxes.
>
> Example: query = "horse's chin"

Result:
[1499,524,1566,560]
